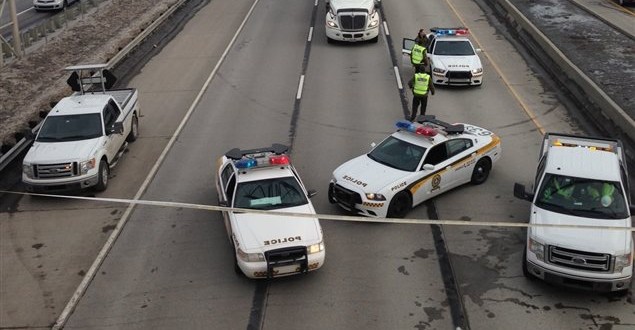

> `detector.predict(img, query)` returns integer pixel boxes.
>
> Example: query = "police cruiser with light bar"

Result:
[403,28,483,86]
[514,133,634,292]
[215,144,325,279]
[329,116,501,218]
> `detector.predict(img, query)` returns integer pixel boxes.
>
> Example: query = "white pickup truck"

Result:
[514,133,634,292]
[22,64,140,192]
[325,0,380,43]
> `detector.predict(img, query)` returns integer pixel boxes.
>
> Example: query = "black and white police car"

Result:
[216,144,325,278]
[329,116,501,218]
[403,27,484,86]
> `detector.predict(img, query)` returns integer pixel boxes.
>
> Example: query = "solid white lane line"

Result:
[383,21,389,36]
[51,0,263,328]
[308,26,313,42]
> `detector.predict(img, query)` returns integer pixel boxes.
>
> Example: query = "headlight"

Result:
[368,19,379,28]
[327,20,338,28]
[237,248,264,262]
[528,238,545,261]
[22,163,34,178]
[308,241,325,254]
[615,252,632,273]
[472,68,483,75]
[365,193,386,201]
[432,67,446,74]
[80,158,96,175]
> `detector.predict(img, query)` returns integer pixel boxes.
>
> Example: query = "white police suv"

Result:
[216,144,325,278]
[329,116,501,218]
[403,28,483,86]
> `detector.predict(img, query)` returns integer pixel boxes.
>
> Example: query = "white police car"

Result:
[402,28,483,86]
[216,144,325,278]
[329,116,501,218]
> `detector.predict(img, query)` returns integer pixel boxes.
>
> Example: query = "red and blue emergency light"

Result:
[431,27,469,36]
[396,120,438,137]
[269,155,290,165]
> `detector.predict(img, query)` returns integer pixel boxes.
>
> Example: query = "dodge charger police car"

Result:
[403,28,483,86]
[329,116,501,218]
[216,144,325,278]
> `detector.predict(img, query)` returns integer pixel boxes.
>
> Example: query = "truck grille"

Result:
[548,246,611,272]
[34,162,78,178]
[332,184,362,208]
[338,13,367,31]
[447,71,472,79]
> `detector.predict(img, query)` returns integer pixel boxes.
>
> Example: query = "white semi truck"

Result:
[325,0,380,43]
[22,64,140,193]
[514,133,634,292]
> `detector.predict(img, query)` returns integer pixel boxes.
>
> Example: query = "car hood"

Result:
[24,138,101,164]
[432,55,481,71]
[233,204,322,251]
[333,154,410,192]
[530,206,631,254]
[330,0,374,11]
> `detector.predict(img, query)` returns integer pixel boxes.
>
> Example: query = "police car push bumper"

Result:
[237,247,325,279]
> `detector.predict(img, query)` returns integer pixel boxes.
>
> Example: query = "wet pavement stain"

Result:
[78,270,86,276]
[32,243,43,249]
[423,306,445,323]
[398,265,410,276]
[102,224,116,233]
[110,209,118,215]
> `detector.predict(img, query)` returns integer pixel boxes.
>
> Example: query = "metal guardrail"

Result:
[0,0,186,173]
[1,0,104,63]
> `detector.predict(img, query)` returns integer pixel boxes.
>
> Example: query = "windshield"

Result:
[367,136,426,172]
[37,114,103,142]
[433,40,475,56]
[535,173,628,219]
[234,176,308,210]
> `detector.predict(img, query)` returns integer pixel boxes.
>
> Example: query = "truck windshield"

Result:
[234,176,308,210]
[367,136,426,172]
[535,173,629,219]
[37,114,103,142]
[433,40,475,56]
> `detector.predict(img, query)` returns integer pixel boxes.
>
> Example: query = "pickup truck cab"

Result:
[22,64,140,192]
[515,133,634,292]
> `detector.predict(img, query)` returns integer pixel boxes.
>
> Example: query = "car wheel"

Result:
[471,158,491,185]
[126,114,139,142]
[370,36,379,43]
[327,37,334,44]
[387,191,411,218]
[94,159,109,192]
[63,0,68,8]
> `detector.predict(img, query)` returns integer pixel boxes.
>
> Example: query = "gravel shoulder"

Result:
[0,0,179,149]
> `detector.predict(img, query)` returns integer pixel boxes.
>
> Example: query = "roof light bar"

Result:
[395,120,437,137]
[430,27,469,36]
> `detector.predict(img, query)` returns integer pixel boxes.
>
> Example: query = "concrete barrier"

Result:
[485,0,635,156]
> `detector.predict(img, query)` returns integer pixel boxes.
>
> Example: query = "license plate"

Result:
[274,264,300,275]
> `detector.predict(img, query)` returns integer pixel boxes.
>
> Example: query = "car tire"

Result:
[94,159,109,192]
[387,191,411,218]
[370,36,379,43]
[471,158,491,185]
[522,247,532,278]
[232,245,243,276]
[63,0,68,9]
[126,114,139,142]
[327,37,334,44]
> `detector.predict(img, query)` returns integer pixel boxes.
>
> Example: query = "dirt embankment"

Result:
[0,0,178,152]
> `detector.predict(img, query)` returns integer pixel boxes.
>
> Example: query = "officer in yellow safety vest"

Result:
[407,65,435,121]
[410,37,429,72]
[587,182,616,207]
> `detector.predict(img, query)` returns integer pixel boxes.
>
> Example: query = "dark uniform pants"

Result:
[410,93,429,121]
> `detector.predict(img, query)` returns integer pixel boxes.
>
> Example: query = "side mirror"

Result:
[108,122,124,135]
[476,48,483,52]
[307,189,318,198]
[422,164,434,171]
[370,142,376,149]
[513,183,534,202]
[630,205,635,214]
[374,0,380,8]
